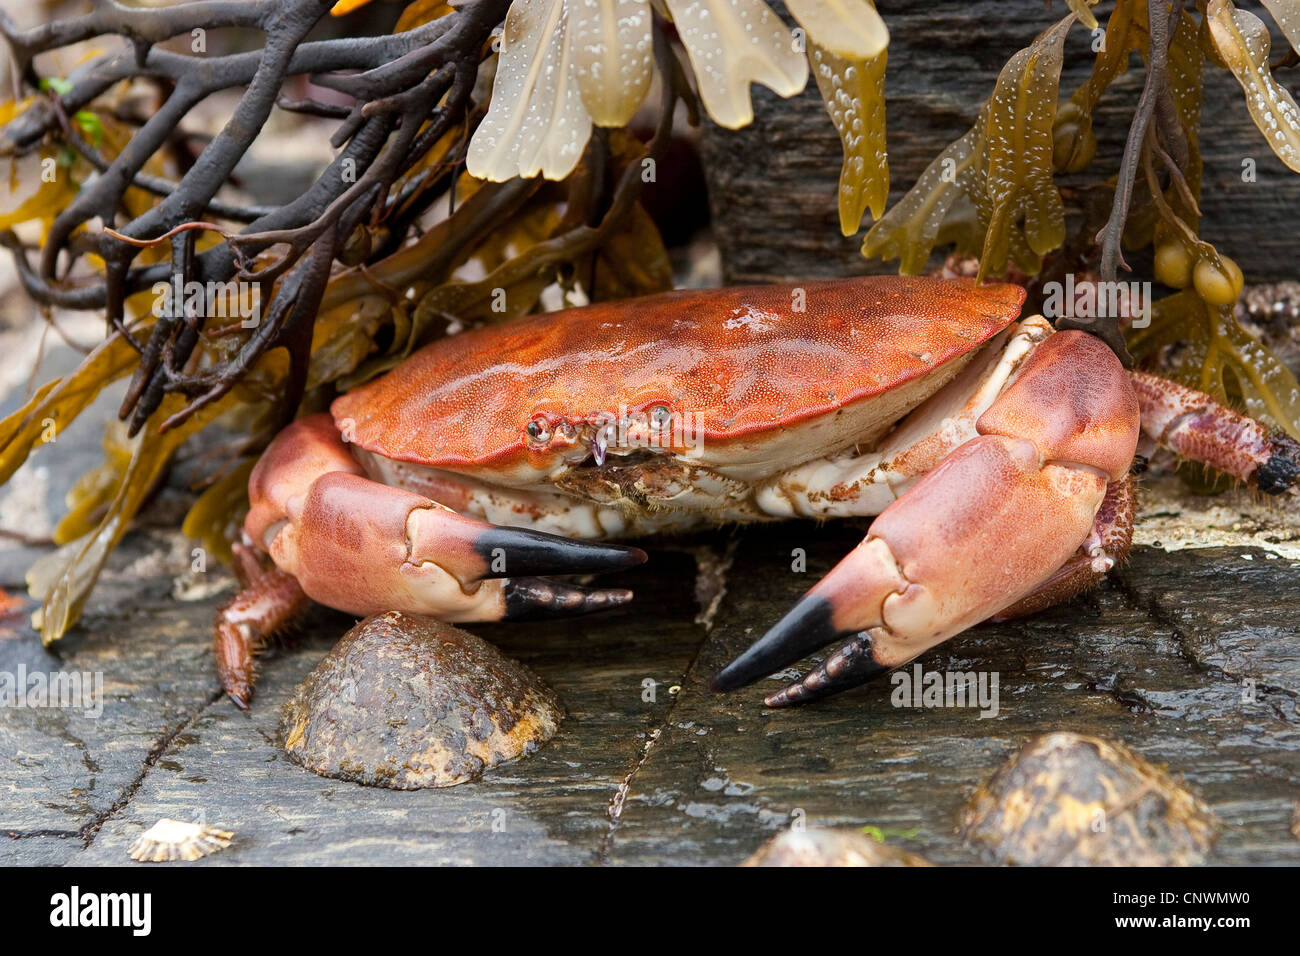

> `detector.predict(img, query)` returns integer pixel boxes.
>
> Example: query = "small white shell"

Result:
[128,818,234,863]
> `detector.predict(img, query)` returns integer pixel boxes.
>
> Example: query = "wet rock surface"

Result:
[281,612,564,789]
[960,732,1218,866]
[2,517,1297,866]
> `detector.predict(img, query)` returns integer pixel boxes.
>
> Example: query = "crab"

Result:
[215,276,1299,709]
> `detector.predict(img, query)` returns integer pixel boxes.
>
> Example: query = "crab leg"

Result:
[1129,371,1300,494]
[214,543,310,709]
[714,331,1140,704]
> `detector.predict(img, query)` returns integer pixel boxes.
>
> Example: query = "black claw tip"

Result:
[711,594,846,693]
[476,527,647,578]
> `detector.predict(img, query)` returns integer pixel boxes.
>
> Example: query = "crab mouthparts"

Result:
[590,423,616,466]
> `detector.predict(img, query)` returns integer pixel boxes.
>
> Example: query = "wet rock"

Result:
[961,732,1217,866]
[743,828,932,867]
[281,612,563,789]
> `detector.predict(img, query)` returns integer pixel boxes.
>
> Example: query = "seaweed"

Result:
[862,0,1300,439]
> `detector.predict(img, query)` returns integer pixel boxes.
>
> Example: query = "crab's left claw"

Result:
[710,540,896,702]
[715,331,1141,707]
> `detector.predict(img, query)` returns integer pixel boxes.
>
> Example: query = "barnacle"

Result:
[128,819,234,863]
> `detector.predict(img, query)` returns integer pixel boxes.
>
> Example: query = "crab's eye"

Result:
[525,415,552,445]
[648,404,673,429]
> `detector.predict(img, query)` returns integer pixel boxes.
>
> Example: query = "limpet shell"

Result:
[961,732,1217,866]
[743,829,932,867]
[281,612,564,789]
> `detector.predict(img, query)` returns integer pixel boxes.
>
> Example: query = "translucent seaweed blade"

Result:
[810,37,888,234]
[466,0,593,181]
[516,8,595,180]
[662,0,808,129]
[1212,308,1300,439]
[569,0,654,127]
[1261,0,1300,54]
[28,394,227,645]
[1207,0,1300,173]
[786,0,888,60]
[0,334,142,487]
[861,125,982,274]
[1066,0,1099,31]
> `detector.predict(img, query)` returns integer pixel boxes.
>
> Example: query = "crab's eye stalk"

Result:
[648,403,673,430]
[525,415,553,446]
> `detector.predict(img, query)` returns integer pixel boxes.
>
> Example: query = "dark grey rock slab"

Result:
[2,517,1298,865]
[604,523,1300,867]
[0,833,81,865]
[0,529,222,843]
[75,550,706,866]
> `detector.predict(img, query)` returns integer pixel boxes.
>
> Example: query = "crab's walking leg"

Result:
[214,543,309,709]
[714,331,1140,705]
[246,415,647,622]
[1129,371,1300,494]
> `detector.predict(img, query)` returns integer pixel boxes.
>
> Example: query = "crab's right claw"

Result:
[710,540,897,699]
[271,471,646,622]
